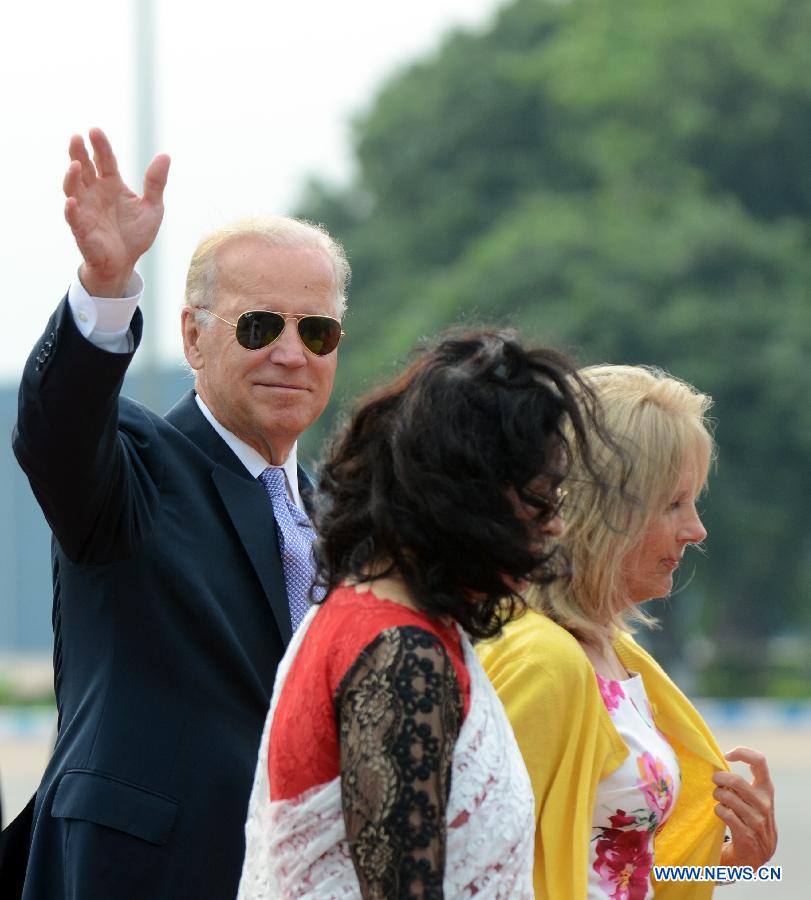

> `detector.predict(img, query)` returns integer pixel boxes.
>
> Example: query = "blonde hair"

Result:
[184,215,350,320]
[529,364,714,646]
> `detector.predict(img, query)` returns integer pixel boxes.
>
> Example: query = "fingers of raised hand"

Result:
[63,160,84,201]
[713,765,777,867]
[713,767,767,796]
[64,196,101,249]
[713,770,774,826]
[142,153,171,208]
[713,783,769,830]
[64,196,80,233]
[88,127,119,179]
[724,746,774,791]
[63,160,90,236]
[68,134,97,187]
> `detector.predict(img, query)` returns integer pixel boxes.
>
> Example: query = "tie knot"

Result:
[259,466,287,502]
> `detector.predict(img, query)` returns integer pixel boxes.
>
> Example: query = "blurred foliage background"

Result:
[293,0,811,696]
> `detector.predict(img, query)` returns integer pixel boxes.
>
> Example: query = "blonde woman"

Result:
[478,365,777,899]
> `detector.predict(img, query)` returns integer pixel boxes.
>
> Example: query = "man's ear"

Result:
[181,307,205,370]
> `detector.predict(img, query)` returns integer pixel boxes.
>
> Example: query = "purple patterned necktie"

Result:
[258,467,322,632]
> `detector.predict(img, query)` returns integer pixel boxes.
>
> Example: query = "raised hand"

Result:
[63,127,170,297]
[713,746,777,870]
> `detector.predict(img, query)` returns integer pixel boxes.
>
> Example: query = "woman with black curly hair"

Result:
[238,328,604,900]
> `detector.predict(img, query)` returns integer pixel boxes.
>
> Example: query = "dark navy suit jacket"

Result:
[12,298,299,899]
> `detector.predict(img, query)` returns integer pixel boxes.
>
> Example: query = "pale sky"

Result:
[0,0,501,382]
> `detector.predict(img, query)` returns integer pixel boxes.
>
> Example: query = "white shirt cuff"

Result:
[67,269,144,354]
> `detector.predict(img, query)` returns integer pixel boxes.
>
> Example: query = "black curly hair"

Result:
[312,328,605,641]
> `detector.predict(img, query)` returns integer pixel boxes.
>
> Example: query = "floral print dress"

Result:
[588,673,681,900]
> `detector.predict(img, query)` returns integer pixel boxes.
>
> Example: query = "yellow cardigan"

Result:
[477,611,728,899]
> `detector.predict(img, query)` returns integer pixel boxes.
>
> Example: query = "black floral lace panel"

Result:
[334,625,464,900]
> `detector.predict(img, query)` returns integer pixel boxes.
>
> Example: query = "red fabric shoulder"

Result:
[269,585,471,802]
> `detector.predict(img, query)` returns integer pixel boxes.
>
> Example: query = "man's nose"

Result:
[268,319,307,366]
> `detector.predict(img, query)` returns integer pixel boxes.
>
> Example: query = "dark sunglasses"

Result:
[200,308,345,356]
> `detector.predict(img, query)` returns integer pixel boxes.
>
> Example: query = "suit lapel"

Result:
[165,391,249,477]
[165,392,294,645]
[297,464,315,515]
[211,466,293,645]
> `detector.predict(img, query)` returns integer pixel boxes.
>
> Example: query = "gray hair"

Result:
[185,215,350,325]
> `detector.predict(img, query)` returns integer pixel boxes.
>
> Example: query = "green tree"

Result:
[297,0,811,686]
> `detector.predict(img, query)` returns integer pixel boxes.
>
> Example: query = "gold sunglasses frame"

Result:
[199,307,345,356]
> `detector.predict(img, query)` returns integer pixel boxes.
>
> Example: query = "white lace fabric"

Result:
[238,606,535,899]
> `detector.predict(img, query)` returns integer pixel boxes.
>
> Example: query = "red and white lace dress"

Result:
[238,585,534,899]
